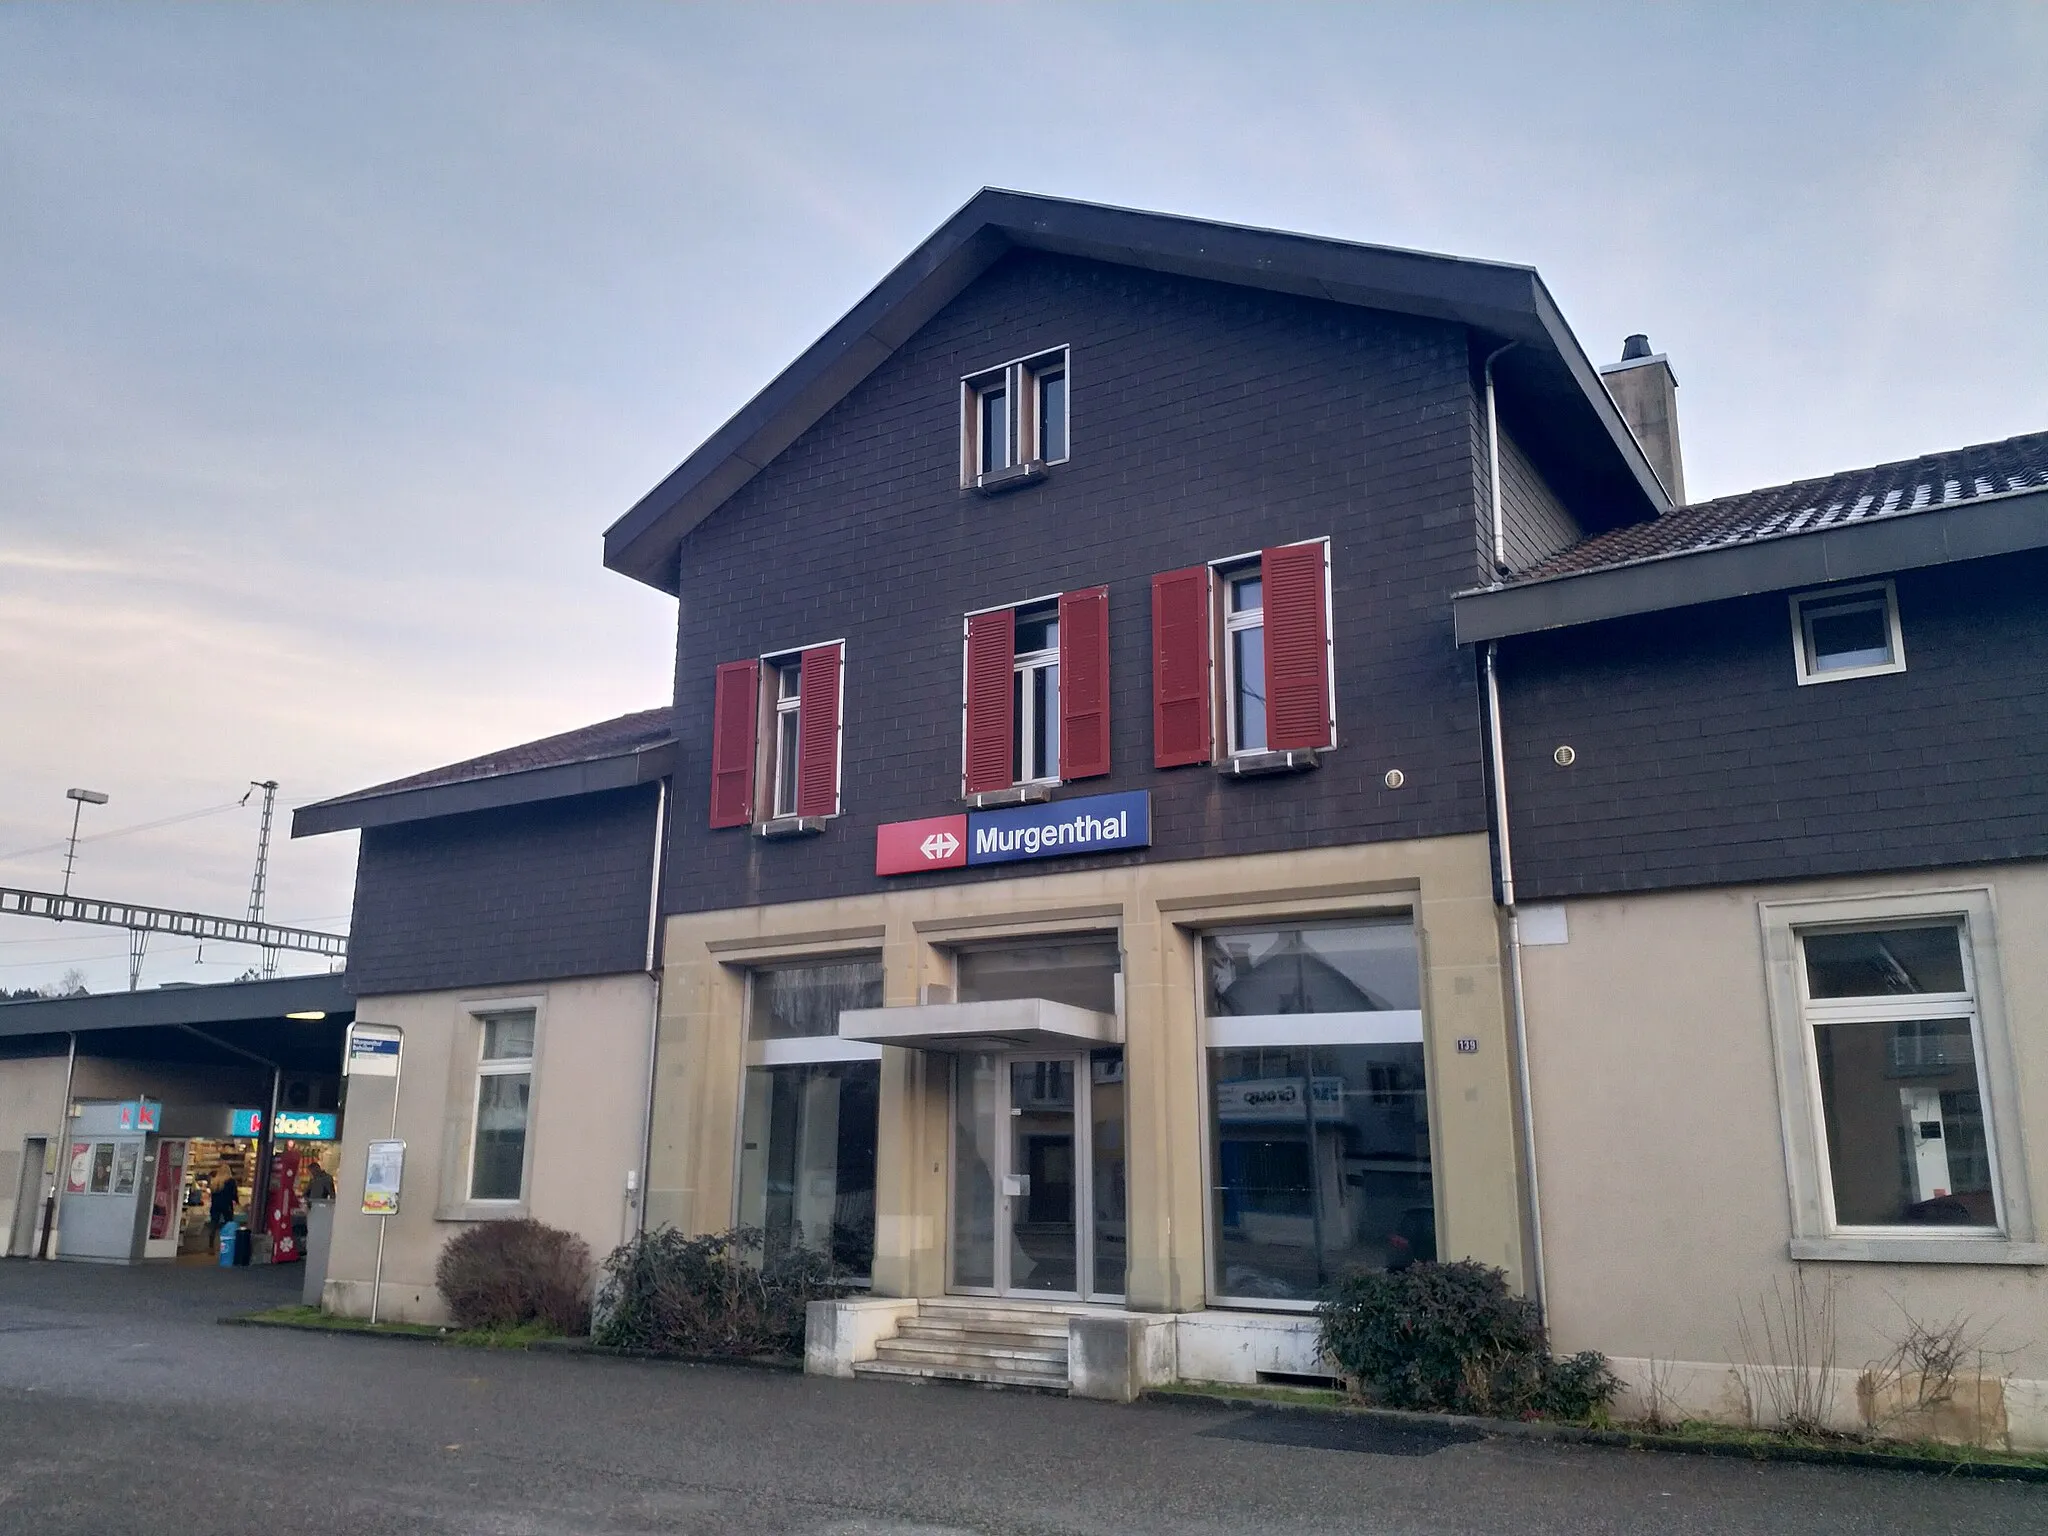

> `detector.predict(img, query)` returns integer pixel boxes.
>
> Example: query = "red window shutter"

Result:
[708,659,759,827]
[1262,541,1332,750]
[963,608,1015,795]
[1151,567,1213,767]
[795,643,842,818]
[1058,586,1110,780]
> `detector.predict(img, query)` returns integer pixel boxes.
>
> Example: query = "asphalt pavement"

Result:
[0,1260,2040,1534]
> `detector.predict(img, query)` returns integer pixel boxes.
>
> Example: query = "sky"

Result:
[2,2,2043,994]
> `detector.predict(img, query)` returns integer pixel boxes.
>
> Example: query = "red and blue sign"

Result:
[876,791,1150,876]
[113,1099,160,1133]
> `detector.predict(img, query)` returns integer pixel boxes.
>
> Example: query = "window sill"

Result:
[1218,748,1320,778]
[971,460,1048,496]
[1794,660,1907,687]
[434,1199,530,1224]
[756,815,830,839]
[967,782,1055,810]
[1789,1236,2047,1266]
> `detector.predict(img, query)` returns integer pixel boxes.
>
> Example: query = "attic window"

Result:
[962,348,1068,490]
[1790,581,1905,685]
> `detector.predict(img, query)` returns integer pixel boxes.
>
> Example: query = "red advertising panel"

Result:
[149,1140,187,1241]
[265,1148,303,1263]
[876,814,969,876]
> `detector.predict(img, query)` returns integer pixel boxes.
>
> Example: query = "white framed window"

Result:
[1197,916,1431,1308]
[468,1009,535,1202]
[1012,601,1061,784]
[1790,579,1905,685]
[770,655,803,819]
[1760,888,2041,1264]
[962,347,1069,486]
[1221,564,1267,755]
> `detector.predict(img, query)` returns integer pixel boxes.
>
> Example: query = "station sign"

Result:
[876,791,1151,876]
[345,1024,402,1078]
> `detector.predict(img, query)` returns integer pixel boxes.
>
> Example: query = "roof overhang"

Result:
[292,741,674,837]
[838,997,1121,1053]
[0,974,354,1074]
[1454,485,2048,643]
[604,189,1670,593]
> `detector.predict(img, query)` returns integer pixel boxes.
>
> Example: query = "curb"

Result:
[221,1313,802,1372]
[1139,1389,2048,1483]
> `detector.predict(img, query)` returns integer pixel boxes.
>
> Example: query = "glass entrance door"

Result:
[1007,1058,1076,1293]
[951,1051,1120,1300]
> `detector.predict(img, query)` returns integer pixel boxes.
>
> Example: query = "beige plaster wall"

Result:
[323,972,654,1323]
[1521,862,2048,1444]
[0,1054,69,1256]
[647,832,1524,1313]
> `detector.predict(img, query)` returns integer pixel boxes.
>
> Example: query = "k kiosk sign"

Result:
[876,791,1150,876]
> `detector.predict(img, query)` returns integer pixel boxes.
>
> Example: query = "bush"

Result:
[592,1226,856,1358]
[1317,1259,1617,1420]
[435,1218,592,1334]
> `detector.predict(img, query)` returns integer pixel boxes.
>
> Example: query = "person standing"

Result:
[302,1159,335,1202]
[208,1174,239,1252]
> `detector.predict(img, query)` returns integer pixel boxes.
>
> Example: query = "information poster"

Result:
[112,1142,140,1195]
[362,1139,404,1216]
[66,1142,91,1195]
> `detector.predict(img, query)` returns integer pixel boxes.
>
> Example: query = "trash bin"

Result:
[216,1220,239,1268]
[234,1222,253,1267]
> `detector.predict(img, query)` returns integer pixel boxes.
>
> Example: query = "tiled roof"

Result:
[1513,430,2048,583]
[309,708,674,810]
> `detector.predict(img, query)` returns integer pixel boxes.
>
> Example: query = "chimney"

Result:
[1598,334,1686,506]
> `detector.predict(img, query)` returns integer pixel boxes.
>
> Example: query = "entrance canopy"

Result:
[839,998,1119,1053]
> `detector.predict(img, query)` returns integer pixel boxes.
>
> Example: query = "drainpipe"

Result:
[632,778,670,1242]
[1480,335,1546,1316]
[37,1032,77,1259]
[1482,341,1518,574]
[1485,639,1547,1321]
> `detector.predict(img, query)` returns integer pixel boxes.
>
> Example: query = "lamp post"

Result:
[59,788,109,902]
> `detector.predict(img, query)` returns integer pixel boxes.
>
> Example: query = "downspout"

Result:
[1485,639,1546,1321]
[1481,343,1546,1318]
[632,777,670,1242]
[1482,341,1518,574]
[38,1031,77,1259]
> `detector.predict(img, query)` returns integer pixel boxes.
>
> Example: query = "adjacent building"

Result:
[292,708,672,1321]
[1458,429,2048,1443]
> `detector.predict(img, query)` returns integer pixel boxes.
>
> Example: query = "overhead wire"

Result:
[0,798,247,867]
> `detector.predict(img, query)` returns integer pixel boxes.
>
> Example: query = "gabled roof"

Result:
[603,188,1671,593]
[1454,430,2048,643]
[292,708,674,837]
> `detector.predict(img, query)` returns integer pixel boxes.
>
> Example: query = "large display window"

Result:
[1202,917,1433,1305]
[735,959,883,1278]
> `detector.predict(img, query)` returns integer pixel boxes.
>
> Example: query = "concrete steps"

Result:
[852,1298,1099,1392]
